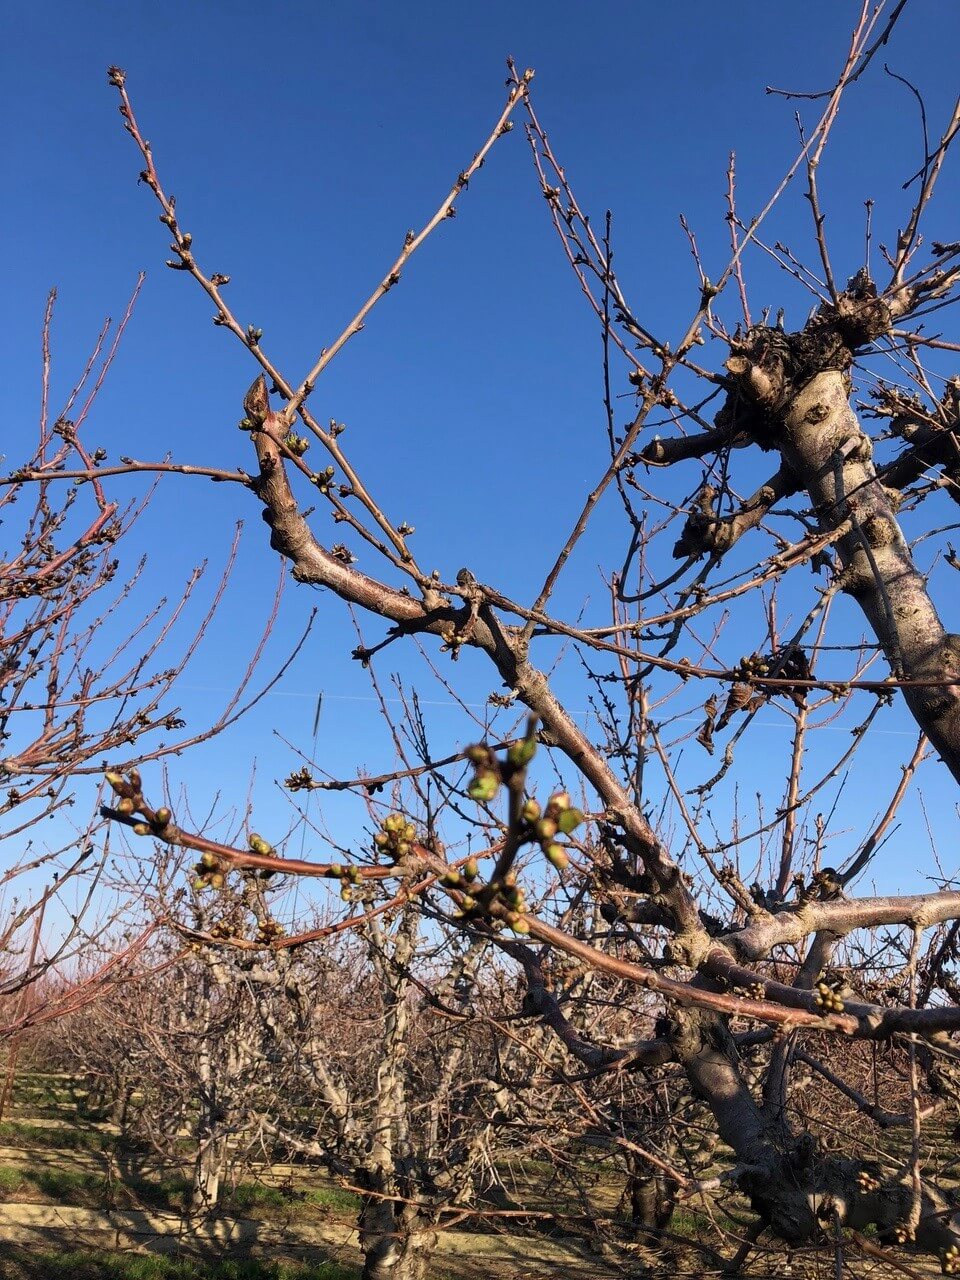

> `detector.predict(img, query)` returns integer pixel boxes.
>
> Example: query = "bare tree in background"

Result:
[53,866,652,1279]
[0,288,283,1044]
[11,3,960,1273]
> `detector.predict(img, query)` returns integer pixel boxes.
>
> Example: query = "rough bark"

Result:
[781,370,960,773]
[674,1007,960,1255]
[191,1136,226,1213]
[724,317,960,781]
[359,1192,436,1280]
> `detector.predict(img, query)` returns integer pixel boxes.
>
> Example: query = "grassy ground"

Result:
[0,1253,354,1280]
[0,1163,359,1220]
[0,1071,952,1279]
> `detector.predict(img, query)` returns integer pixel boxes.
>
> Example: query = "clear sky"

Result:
[3,0,960,929]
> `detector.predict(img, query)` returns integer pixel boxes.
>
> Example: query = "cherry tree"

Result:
[0,286,282,1045]
[15,5,960,1273]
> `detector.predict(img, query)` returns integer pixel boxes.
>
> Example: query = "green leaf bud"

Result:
[545,844,570,872]
[557,808,584,835]
[521,799,541,823]
[507,736,537,767]
[468,770,500,803]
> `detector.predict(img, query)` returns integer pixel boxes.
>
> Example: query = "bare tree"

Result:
[13,6,960,1273]
[248,891,639,1280]
[0,288,284,1045]
[53,872,631,1279]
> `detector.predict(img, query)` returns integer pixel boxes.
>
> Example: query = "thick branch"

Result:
[726,889,960,962]
[673,465,797,559]
[726,329,960,780]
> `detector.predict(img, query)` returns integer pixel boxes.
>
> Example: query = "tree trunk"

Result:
[189,964,228,1213]
[191,1134,226,1212]
[673,1007,960,1254]
[723,321,960,780]
[110,1080,133,1130]
[628,1171,677,1239]
[359,1196,436,1280]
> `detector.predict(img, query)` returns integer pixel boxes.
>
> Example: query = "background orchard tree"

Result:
[53,859,679,1279]
[10,2,960,1274]
[76,940,277,1212]
[0,287,284,1049]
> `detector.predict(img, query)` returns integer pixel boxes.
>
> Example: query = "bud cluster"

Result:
[283,432,310,456]
[814,977,846,1014]
[373,812,418,862]
[444,860,531,935]
[856,1168,881,1193]
[464,728,540,802]
[464,737,583,875]
[284,766,315,792]
[255,918,285,945]
[325,862,364,901]
[529,790,583,873]
[105,769,172,839]
[242,832,281,882]
[192,849,225,892]
[943,1243,960,1274]
[457,729,587,933]
[734,652,771,678]
[441,856,480,890]
[465,743,502,803]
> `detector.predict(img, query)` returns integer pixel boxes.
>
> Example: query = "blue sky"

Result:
[3,0,960,929]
